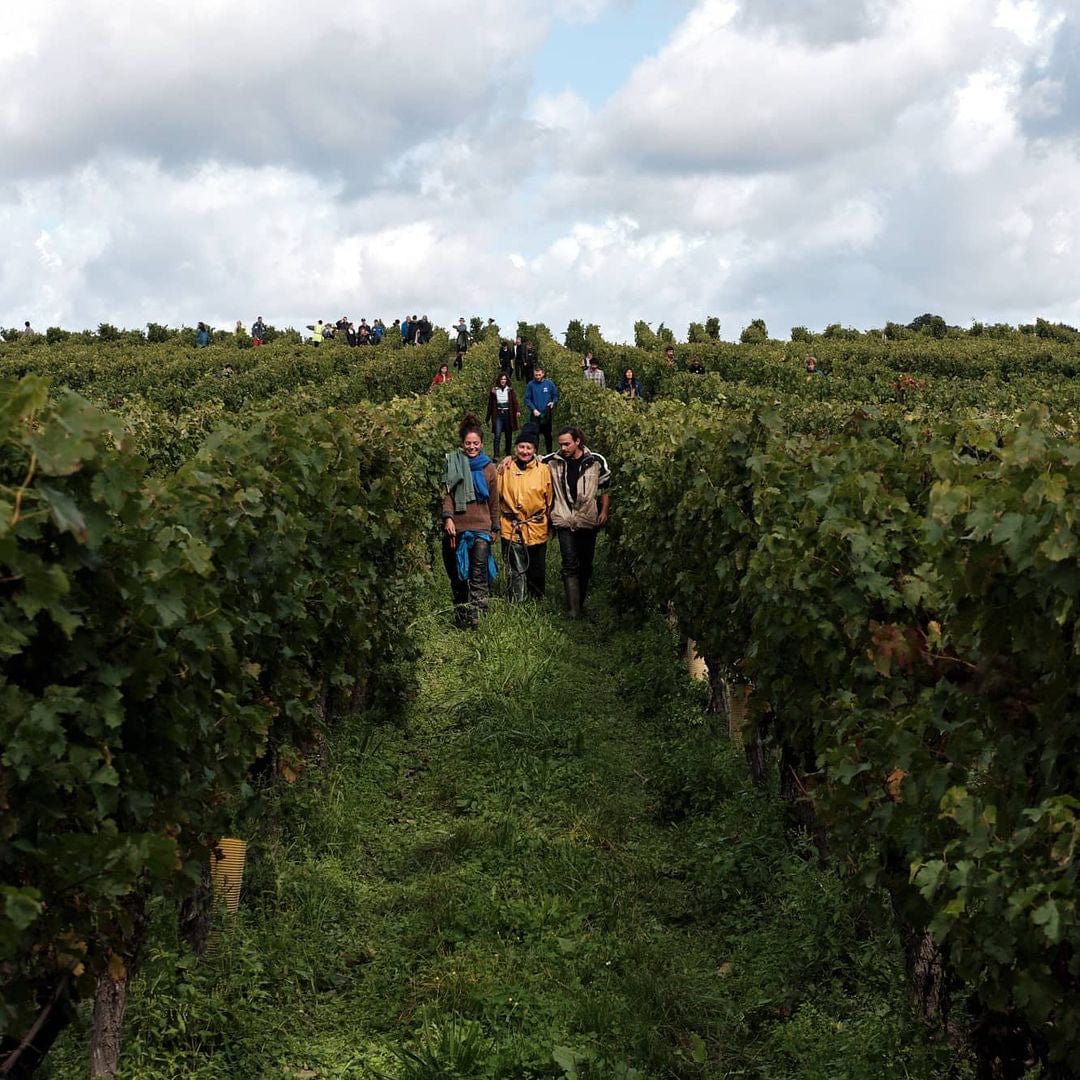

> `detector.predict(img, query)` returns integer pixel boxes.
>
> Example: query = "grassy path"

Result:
[47,566,959,1079]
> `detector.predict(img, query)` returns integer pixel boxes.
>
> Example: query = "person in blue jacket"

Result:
[523,365,559,453]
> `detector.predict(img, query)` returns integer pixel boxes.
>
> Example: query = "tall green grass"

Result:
[42,563,966,1078]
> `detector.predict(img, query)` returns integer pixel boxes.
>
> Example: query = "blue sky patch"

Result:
[535,0,690,105]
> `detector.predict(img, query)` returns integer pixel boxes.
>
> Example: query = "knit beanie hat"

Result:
[514,423,540,448]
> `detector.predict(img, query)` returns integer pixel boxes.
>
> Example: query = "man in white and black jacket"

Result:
[544,426,611,618]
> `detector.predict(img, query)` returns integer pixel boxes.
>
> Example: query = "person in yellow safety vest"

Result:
[499,423,553,602]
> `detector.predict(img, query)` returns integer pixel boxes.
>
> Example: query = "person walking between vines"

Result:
[584,355,605,389]
[615,368,646,400]
[486,372,521,458]
[514,336,528,381]
[524,365,559,453]
[441,415,499,628]
[499,424,553,602]
[498,339,514,377]
[545,427,610,619]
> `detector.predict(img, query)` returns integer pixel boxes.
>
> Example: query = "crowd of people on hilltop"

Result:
[307,313,476,348]
[189,313,468,349]
[305,316,390,346]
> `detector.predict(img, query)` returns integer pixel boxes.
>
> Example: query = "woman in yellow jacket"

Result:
[499,423,553,601]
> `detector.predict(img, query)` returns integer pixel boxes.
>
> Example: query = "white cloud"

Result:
[589,0,1019,173]
[0,158,505,330]
[1019,76,1066,119]
[552,0,614,22]
[943,69,1021,174]
[993,0,1064,49]
[1,0,1079,342]
[731,0,891,45]
[528,90,593,132]
[0,0,550,181]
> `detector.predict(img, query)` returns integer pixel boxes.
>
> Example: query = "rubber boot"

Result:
[506,542,528,602]
[563,576,582,620]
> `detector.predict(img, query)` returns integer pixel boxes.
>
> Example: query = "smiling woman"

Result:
[498,422,553,602]
[440,413,499,628]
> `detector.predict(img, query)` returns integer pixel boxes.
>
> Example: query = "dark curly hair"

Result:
[459,412,485,443]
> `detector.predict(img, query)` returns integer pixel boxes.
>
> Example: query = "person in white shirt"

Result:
[584,355,605,389]
[485,372,521,457]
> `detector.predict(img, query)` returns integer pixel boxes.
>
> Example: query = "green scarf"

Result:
[442,449,476,512]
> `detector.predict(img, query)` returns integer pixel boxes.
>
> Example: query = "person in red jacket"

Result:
[430,363,453,387]
[485,372,521,457]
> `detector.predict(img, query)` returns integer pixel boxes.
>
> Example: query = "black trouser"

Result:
[501,538,547,601]
[441,533,491,624]
[557,527,598,600]
[514,354,526,380]
[536,412,553,453]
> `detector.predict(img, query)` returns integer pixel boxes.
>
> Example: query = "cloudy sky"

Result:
[2,0,1078,341]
